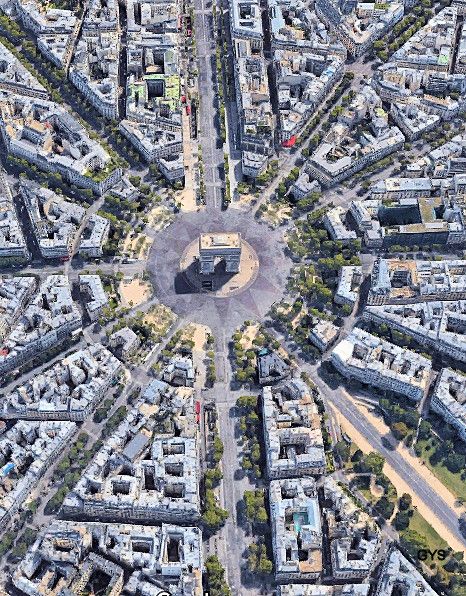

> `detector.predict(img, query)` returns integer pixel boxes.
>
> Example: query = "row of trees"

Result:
[237,395,263,479]
[371,1,434,62]
[205,555,231,596]
[202,422,228,533]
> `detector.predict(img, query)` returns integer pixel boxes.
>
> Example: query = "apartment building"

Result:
[20,179,86,259]
[0,92,122,195]
[229,0,273,178]
[257,349,290,385]
[331,327,432,402]
[79,275,109,322]
[163,353,195,387]
[270,477,323,581]
[0,276,36,340]
[62,385,200,523]
[307,87,404,187]
[119,0,185,182]
[315,0,404,57]
[269,2,345,145]
[14,0,81,69]
[0,420,76,532]
[356,195,466,248]
[2,344,122,421]
[109,326,140,359]
[368,258,466,305]
[371,5,466,140]
[363,300,466,363]
[309,319,340,352]
[278,586,370,596]
[0,275,82,375]
[262,379,326,478]
[374,547,439,596]
[69,0,120,119]
[334,266,363,308]
[430,368,466,442]
[13,520,203,596]
[0,41,48,99]
[0,169,29,262]
[323,206,357,243]
[79,214,110,258]
[323,477,381,581]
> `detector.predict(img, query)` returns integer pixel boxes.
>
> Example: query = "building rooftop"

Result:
[0,276,36,340]
[331,327,432,400]
[13,520,203,596]
[199,232,241,250]
[278,585,370,596]
[323,477,381,580]
[431,368,466,443]
[262,380,325,478]
[369,258,466,304]
[309,318,340,352]
[0,41,48,99]
[0,169,29,261]
[374,547,440,595]
[364,300,466,364]
[3,344,122,420]
[62,382,200,523]
[0,275,82,374]
[20,180,86,259]
[257,349,290,385]
[270,477,323,579]
[0,419,76,531]
[0,92,120,194]
[79,275,109,319]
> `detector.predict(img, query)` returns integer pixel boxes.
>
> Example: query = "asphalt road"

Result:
[327,384,466,550]
[206,331,264,596]
[194,0,225,210]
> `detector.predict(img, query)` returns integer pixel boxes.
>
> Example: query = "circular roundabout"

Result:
[146,208,292,333]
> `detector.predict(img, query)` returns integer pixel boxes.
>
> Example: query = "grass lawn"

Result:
[359,487,377,504]
[416,438,466,502]
[408,510,449,553]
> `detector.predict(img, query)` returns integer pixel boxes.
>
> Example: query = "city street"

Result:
[194,0,225,210]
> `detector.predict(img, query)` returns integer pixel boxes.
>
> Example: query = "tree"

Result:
[393,509,411,531]
[400,529,428,560]
[399,493,412,511]
[445,453,465,474]
[392,422,409,440]
[351,448,363,463]
[376,496,395,520]
[417,419,432,441]
[213,436,224,463]
[205,466,223,488]
[205,555,231,596]
[258,556,273,574]
[358,452,385,475]
[129,175,141,187]
[202,490,229,531]
[334,440,350,463]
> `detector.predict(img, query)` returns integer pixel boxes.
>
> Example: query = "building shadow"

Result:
[175,258,236,294]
